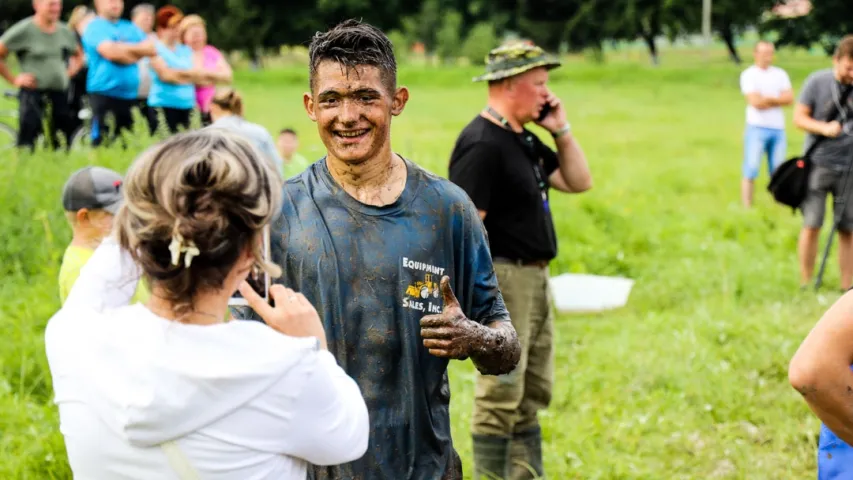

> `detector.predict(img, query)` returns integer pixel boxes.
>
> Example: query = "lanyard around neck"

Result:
[482,106,550,210]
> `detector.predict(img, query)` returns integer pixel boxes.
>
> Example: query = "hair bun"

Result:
[114,130,283,320]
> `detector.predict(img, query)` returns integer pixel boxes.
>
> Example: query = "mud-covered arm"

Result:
[419,197,521,375]
[469,319,520,375]
[420,277,519,375]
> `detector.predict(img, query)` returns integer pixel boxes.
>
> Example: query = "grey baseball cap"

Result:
[62,166,125,214]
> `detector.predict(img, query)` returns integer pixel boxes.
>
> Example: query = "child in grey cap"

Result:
[58,166,148,305]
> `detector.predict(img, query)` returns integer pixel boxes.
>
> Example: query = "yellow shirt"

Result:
[58,245,150,305]
[282,153,310,180]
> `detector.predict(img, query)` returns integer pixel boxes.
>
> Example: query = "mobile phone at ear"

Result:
[537,103,552,122]
[228,226,271,307]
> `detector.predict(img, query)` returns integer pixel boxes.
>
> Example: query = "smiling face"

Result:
[303,61,408,165]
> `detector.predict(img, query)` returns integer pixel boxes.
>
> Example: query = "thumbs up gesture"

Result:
[419,276,476,359]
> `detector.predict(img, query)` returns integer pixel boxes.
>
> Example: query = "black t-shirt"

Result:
[448,115,560,262]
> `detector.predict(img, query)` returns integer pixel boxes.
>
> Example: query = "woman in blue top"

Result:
[146,6,228,135]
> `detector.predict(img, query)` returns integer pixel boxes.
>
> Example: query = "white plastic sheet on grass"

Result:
[548,273,634,313]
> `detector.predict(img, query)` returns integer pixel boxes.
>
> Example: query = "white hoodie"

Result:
[44,238,370,479]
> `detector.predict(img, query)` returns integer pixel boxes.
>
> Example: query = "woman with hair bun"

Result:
[44,129,369,479]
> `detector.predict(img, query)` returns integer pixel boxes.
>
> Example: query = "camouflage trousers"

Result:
[472,261,555,436]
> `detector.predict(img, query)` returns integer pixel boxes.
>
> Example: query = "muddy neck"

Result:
[326,146,399,190]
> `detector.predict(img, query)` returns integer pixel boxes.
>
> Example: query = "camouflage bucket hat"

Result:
[472,42,562,82]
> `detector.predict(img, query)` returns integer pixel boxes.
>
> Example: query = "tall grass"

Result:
[0,48,841,478]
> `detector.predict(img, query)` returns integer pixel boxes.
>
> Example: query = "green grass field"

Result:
[0,47,845,479]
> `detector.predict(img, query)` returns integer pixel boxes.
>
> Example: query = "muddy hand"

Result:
[419,276,477,359]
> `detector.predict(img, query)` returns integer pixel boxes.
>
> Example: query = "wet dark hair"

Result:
[308,19,397,94]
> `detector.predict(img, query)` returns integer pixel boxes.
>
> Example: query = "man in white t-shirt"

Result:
[739,40,794,208]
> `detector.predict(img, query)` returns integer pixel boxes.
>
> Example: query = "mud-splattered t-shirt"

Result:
[264,157,510,480]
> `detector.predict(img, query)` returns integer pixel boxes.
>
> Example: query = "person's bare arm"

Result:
[745,92,776,110]
[0,42,35,88]
[789,293,853,445]
[214,55,233,83]
[67,44,84,78]
[775,89,795,106]
[197,68,232,85]
[97,39,155,64]
[548,130,593,193]
[535,92,592,194]
[0,42,15,85]
[794,103,841,138]
[420,276,521,376]
[747,89,795,109]
[149,56,207,85]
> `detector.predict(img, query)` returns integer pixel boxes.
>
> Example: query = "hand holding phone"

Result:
[228,226,271,307]
[237,282,328,350]
[537,102,553,122]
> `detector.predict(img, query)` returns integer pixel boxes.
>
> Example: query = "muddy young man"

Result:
[242,19,521,479]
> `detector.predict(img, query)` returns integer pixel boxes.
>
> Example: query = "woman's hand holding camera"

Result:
[238,282,328,350]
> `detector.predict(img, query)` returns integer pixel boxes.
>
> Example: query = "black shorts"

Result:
[146,107,192,135]
[802,164,853,232]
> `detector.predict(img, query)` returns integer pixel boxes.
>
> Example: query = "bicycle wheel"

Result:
[0,121,16,153]
[70,125,90,150]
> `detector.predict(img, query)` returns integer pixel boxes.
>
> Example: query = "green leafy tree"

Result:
[435,10,463,62]
[462,22,499,65]
[761,0,853,55]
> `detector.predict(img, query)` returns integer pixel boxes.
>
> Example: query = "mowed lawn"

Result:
[0,48,843,479]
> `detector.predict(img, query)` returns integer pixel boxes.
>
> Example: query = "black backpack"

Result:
[768,85,853,211]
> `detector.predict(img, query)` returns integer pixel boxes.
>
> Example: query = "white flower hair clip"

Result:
[168,229,200,268]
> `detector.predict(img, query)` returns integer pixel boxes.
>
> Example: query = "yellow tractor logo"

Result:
[405,274,440,299]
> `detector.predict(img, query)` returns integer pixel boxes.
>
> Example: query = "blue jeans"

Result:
[818,423,853,479]
[743,125,786,180]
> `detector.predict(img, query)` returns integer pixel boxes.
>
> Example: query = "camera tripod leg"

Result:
[815,162,853,291]
[815,223,837,290]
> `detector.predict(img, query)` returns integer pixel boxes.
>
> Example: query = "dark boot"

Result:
[472,434,510,480]
[509,426,544,479]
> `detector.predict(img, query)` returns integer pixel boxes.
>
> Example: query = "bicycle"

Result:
[69,95,92,149]
[0,89,93,151]
[0,90,17,153]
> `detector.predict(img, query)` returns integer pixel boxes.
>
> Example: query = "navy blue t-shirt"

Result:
[266,157,510,479]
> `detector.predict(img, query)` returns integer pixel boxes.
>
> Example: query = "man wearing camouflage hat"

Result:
[448,41,593,479]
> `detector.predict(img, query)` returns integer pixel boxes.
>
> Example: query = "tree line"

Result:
[1,0,852,65]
